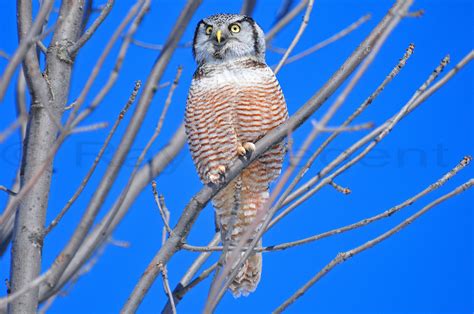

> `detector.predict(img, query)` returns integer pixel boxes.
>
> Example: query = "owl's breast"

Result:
[185,60,288,182]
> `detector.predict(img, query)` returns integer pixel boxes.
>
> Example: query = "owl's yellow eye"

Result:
[205,25,213,35]
[229,24,241,33]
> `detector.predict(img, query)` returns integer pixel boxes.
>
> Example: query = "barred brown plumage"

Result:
[185,13,288,297]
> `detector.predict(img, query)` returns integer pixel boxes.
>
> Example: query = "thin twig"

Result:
[311,120,374,133]
[328,181,351,195]
[0,118,23,143]
[265,0,308,42]
[107,66,182,241]
[152,181,173,235]
[70,121,109,134]
[39,1,199,302]
[175,263,218,301]
[274,179,474,313]
[129,38,192,51]
[65,0,145,128]
[72,0,151,126]
[162,233,221,314]
[280,14,371,66]
[39,126,187,302]
[271,53,451,229]
[0,186,18,196]
[404,9,424,18]
[281,52,472,213]
[159,191,176,314]
[260,156,472,252]
[279,43,415,212]
[37,294,58,314]
[0,50,9,60]
[69,0,115,54]
[274,0,314,74]
[0,0,54,100]
[37,40,48,54]
[43,81,141,236]
[139,66,183,161]
[160,264,176,314]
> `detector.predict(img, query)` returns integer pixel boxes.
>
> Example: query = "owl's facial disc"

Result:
[192,14,266,65]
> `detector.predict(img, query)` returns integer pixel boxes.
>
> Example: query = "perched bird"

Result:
[185,13,288,297]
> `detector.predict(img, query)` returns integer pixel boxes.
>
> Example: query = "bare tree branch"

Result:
[0,50,9,60]
[38,126,186,302]
[129,39,192,51]
[272,51,472,229]
[15,68,28,140]
[274,0,314,74]
[0,118,23,143]
[160,265,176,314]
[73,0,152,125]
[278,43,414,206]
[65,0,145,126]
[240,0,257,16]
[122,2,416,312]
[152,182,173,236]
[0,186,17,196]
[69,0,116,54]
[0,1,470,313]
[205,2,414,310]
[274,179,474,313]
[159,198,176,314]
[0,71,27,256]
[280,14,371,66]
[43,81,141,236]
[0,0,53,100]
[310,120,374,133]
[33,2,201,299]
[261,156,472,252]
[165,261,218,312]
[162,233,221,314]
[179,144,470,255]
[70,122,109,134]
[266,0,308,42]
[8,1,85,312]
[0,1,194,300]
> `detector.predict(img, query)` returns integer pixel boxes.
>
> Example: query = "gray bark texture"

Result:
[9,1,84,313]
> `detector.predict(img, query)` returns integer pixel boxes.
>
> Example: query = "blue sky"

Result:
[0,0,473,313]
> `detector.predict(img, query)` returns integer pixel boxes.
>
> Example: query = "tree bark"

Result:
[9,1,84,313]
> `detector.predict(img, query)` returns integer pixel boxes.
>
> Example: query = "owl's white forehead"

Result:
[203,13,248,25]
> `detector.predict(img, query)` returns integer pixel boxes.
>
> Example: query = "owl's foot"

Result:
[237,142,256,157]
[208,165,226,184]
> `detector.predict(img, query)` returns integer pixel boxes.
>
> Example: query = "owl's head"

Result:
[192,14,266,65]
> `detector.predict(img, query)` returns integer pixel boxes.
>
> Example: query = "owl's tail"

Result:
[212,168,269,298]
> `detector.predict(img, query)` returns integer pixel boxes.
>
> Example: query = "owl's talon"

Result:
[237,145,247,156]
[208,165,226,184]
[237,142,256,157]
[243,142,256,154]
[217,165,226,175]
[208,173,220,184]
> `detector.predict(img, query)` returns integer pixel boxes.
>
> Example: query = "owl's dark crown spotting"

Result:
[192,13,266,65]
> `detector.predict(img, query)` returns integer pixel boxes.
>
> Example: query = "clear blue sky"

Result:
[0,1,473,313]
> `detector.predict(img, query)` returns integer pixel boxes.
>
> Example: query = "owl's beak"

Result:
[215,30,223,44]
